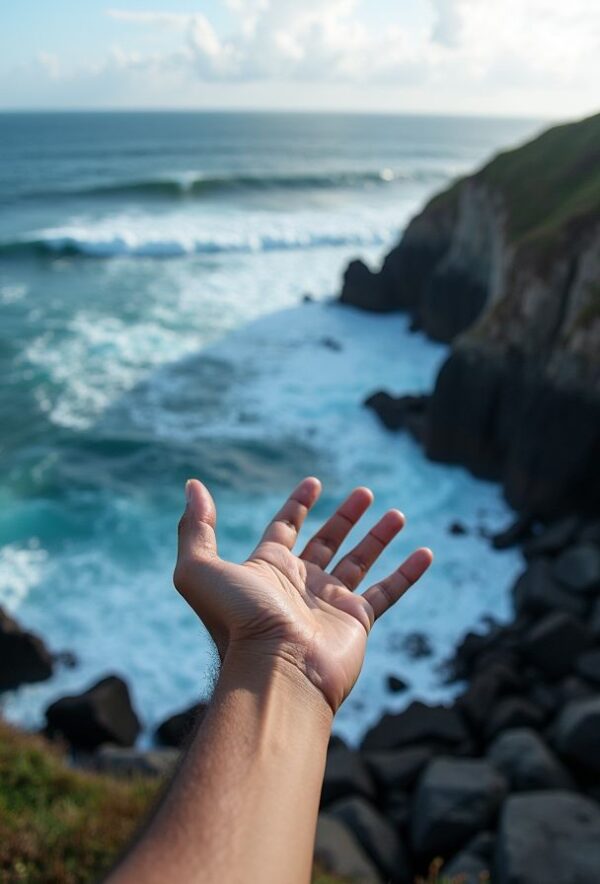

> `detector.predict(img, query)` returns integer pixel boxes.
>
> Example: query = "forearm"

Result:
[109,645,333,884]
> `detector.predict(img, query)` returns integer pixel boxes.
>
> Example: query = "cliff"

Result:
[341,112,600,517]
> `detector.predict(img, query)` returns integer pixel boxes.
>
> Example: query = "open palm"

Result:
[174,477,432,713]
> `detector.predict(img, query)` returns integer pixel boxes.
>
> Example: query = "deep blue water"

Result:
[0,112,537,741]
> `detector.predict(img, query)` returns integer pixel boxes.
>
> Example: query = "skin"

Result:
[109,476,432,884]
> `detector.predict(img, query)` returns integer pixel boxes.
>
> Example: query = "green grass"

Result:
[0,721,344,883]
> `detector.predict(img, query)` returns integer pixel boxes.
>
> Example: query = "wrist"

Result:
[222,640,334,728]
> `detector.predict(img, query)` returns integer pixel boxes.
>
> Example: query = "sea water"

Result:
[0,112,540,743]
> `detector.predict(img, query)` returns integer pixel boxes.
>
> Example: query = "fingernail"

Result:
[185,480,193,505]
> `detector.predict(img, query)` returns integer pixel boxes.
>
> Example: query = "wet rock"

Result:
[491,514,534,550]
[45,675,141,750]
[314,814,382,883]
[155,702,208,748]
[554,696,600,773]
[411,757,506,858]
[364,746,433,794]
[575,649,600,685]
[361,702,468,753]
[522,515,580,557]
[512,559,587,618]
[487,728,573,791]
[457,662,522,733]
[329,796,411,883]
[402,632,433,659]
[340,259,390,313]
[448,520,468,536]
[556,675,596,705]
[553,543,600,594]
[364,391,428,440]
[484,697,545,742]
[386,674,409,693]
[523,611,589,679]
[321,743,376,807]
[0,607,54,691]
[495,791,600,884]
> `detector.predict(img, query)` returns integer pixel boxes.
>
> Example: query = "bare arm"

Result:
[109,477,432,884]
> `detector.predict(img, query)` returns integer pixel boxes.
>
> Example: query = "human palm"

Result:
[175,477,432,713]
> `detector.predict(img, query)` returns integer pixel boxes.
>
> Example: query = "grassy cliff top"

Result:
[479,111,600,245]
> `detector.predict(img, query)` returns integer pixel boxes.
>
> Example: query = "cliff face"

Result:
[341,113,600,516]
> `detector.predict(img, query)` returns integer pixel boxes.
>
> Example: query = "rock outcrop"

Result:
[0,607,54,691]
[342,112,600,516]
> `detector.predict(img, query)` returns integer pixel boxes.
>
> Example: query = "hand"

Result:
[174,477,432,713]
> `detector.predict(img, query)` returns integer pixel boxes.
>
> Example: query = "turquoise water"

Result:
[0,112,537,742]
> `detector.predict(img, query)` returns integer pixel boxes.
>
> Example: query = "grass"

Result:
[0,721,344,883]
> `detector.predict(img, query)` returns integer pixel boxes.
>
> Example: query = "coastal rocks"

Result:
[154,702,208,748]
[364,746,433,795]
[363,391,428,441]
[522,612,589,679]
[553,696,600,773]
[0,607,54,691]
[487,728,572,791]
[386,674,409,693]
[340,260,390,313]
[494,792,600,884]
[314,815,382,883]
[45,675,141,750]
[410,757,507,858]
[328,796,411,883]
[361,701,468,753]
[321,742,376,806]
[553,543,600,594]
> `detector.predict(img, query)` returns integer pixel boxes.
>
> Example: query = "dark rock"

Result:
[579,519,600,545]
[591,598,600,640]
[448,520,468,536]
[0,607,54,691]
[320,336,342,352]
[554,697,600,773]
[522,515,581,557]
[494,791,600,884]
[443,850,490,883]
[576,649,600,685]
[361,702,468,753]
[363,391,428,440]
[402,632,433,659]
[45,675,141,750]
[386,674,409,693]
[492,514,534,550]
[155,702,208,748]
[487,728,573,791]
[527,680,559,716]
[553,543,600,594]
[302,293,315,303]
[321,743,376,807]
[556,675,596,705]
[329,796,411,883]
[340,259,391,313]
[384,792,410,831]
[426,346,600,518]
[456,663,522,733]
[91,746,179,778]
[411,757,507,858]
[315,814,382,883]
[512,558,587,618]
[523,611,589,679]
[485,697,545,742]
[364,746,433,794]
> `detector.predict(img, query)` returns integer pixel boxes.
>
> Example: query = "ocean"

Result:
[0,111,540,743]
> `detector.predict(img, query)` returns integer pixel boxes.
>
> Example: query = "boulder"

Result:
[340,259,391,313]
[363,391,428,441]
[575,649,600,685]
[361,702,468,753]
[321,743,376,807]
[523,611,589,679]
[556,675,596,705]
[443,849,491,883]
[522,515,580,557]
[155,702,208,748]
[487,728,572,791]
[45,675,141,750]
[364,746,433,794]
[495,791,600,884]
[553,696,600,773]
[512,559,587,618]
[491,514,533,550]
[314,814,382,883]
[329,796,411,883]
[456,662,522,733]
[0,607,54,691]
[411,757,507,858]
[553,543,600,594]
[485,697,545,742]
[590,598,600,640]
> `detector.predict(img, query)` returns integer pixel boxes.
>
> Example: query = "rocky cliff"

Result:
[341,112,600,516]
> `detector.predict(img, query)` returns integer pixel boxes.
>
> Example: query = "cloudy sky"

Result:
[1,0,598,117]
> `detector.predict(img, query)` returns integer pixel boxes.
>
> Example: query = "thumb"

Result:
[177,479,219,564]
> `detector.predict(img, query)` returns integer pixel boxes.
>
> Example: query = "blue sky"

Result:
[1,1,598,116]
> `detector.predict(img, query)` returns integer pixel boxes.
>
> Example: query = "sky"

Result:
[1,0,599,117]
